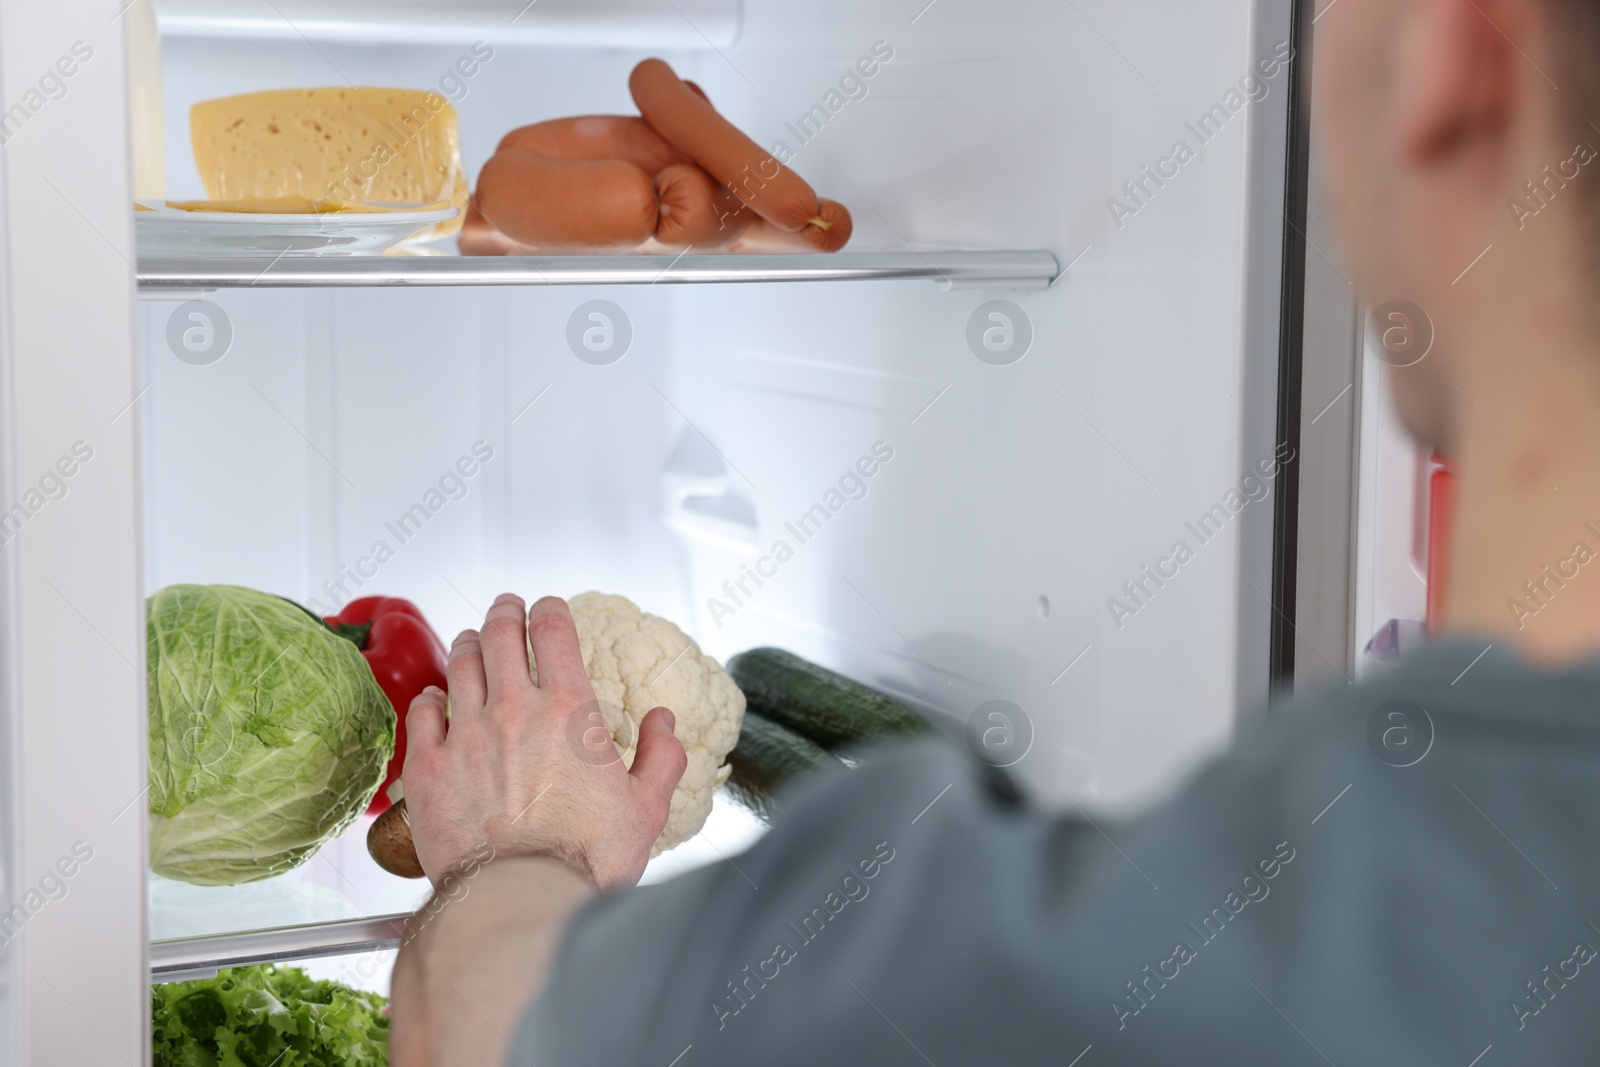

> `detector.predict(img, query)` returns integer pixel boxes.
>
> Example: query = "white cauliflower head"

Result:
[530,592,744,855]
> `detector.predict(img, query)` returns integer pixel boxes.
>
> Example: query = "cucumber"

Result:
[726,647,928,752]
[725,711,841,823]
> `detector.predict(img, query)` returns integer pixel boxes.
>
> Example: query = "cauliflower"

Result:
[530,592,744,854]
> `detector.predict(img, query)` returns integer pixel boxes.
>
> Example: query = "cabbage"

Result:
[147,584,394,885]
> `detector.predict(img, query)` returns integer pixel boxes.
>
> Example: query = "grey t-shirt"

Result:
[515,640,1600,1064]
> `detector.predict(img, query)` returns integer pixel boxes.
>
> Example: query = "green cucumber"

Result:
[725,711,841,823]
[726,647,928,752]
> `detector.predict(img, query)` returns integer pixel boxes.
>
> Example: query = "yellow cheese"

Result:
[164,196,451,215]
[189,88,467,240]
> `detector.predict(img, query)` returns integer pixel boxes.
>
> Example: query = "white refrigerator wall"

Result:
[142,0,1292,817]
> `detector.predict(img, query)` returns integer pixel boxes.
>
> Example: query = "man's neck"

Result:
[1441,335,1600,664]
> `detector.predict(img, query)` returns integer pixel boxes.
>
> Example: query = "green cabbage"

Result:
[152,965,388,1066]
[147,584,394,885]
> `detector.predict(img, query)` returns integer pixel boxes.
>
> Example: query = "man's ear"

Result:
[1393,0,1520,163]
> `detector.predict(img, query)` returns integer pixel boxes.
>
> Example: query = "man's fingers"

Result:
[447,630,487,715]
[400,687,448,806]
[478,593,534,703]
[405,686,449,752]
[628,707,687,820]
[527,597,591,698]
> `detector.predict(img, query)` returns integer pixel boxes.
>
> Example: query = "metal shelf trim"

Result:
[151,913,412,982]
[136,250,1060,292]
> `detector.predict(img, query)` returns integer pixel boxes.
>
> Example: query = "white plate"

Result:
[135,201,458,258]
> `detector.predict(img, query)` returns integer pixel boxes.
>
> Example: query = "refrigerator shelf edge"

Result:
[150,913,412,984]
[155,0,740,47]
[135,250,1061,294]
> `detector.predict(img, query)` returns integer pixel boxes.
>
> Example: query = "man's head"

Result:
[1318,0,1600,450]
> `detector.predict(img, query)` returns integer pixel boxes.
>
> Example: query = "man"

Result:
[391,0,1600,1061]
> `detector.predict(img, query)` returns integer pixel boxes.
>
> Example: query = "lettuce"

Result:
[147,584,394,885]
[152,965,388,1067]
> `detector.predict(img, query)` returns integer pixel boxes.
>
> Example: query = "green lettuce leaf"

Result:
[152,965,389,1067]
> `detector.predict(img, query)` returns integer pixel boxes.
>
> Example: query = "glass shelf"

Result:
[147,797,766,984]
[152,913,412,985]
[135,250,1061,295]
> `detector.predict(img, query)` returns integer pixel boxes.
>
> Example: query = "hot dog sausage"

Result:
[475,147,659,249]
[722,214,834,252]
[654,162,753,248]
[496,115,692,177]
[457,198,529,255]
[470,151,752,253]
[721,202,854,253]
[802,199,852,252]
[629,58,852,251]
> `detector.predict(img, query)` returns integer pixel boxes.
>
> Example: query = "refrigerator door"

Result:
[0,1,149,1063]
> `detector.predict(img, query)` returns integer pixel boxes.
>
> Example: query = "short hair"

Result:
[1549,2,1600,279]
[1552,3,1600,141]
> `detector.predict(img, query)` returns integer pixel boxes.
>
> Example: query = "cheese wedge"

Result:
[189,88,468,240]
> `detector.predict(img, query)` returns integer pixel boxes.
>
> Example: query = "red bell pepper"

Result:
[324,597,448,815]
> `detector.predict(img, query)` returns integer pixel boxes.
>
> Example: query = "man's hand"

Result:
[399,593,688,888]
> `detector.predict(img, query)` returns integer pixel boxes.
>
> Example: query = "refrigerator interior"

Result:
[1353,325,1432,677]
[130,0,1293,992]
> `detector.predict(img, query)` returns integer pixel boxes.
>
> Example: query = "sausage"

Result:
[723,205,850,252]
[725,218,811,253]
[458,197,530,255]
[629,58,852,250]
[725,212,855,253]
[653,162,753,248]
[472,150,756,252]
[496,115,691,177]
[475,147,659,249]
[801,199,852,252]
[630,57,833,236]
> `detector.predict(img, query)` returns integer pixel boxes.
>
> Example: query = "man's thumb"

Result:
[629,707,688,811]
